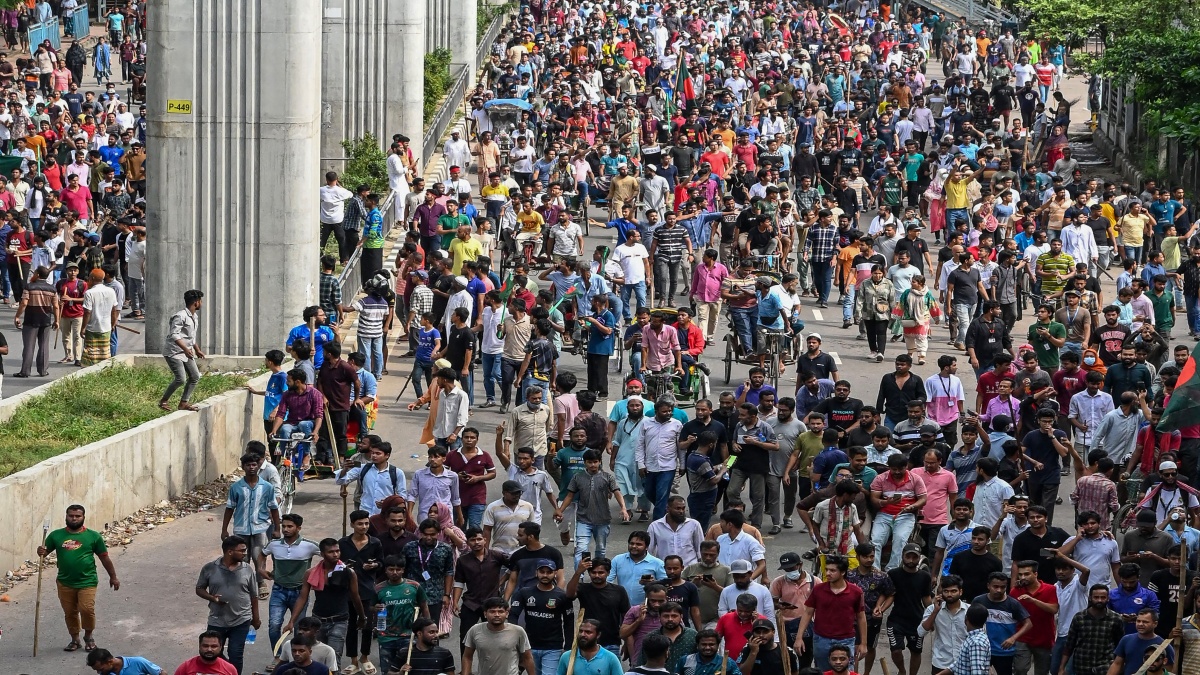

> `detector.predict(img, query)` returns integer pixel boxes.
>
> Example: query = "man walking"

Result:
[195,536,260,675]
[638,397,684,521]
[160,289,205,411]
[257,513,321,651]
[80,268,117,365]
[222,452,281,598]
[38,504,119,653]
[12,265,58,377]
[463,597,538,675]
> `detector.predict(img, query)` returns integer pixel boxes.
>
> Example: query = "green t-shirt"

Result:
[1027,320,1067,368]
[881,176,904,207]
[795,431,824,479]
[45,527,107,589]
[438,213,471,249]
[376,580,428,644]
[553,445,588,499]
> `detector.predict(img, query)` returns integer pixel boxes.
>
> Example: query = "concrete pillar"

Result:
[426,0,451,53]
[389,0,425,163]
[449,0,478,73]
[321,0,387,174]
[146,0,322,356]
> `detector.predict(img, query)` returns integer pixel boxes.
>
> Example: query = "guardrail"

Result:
[28,18,62,53]
[337,191,399,303]
[421,63,469,166]
[476,10,507,74]
[911,0,1017,27]
[65,8,90,39]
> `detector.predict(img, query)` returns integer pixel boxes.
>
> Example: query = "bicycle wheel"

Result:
[279,463,296,515]
[724,340,733,385]
[698,372,710,402]
[613,334,624,373]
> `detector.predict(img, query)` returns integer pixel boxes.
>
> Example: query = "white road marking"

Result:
[812,309,823,322]
[829,351,841,365]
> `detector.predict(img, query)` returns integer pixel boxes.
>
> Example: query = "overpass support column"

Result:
[388,0,424,163]
[449,0,478,74]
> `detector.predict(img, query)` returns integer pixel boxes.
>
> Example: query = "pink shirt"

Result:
[61,184,92,217]
[690,261,729,303]
[641,323,680,371]
[911,467,958,525]
[870,471,927,516]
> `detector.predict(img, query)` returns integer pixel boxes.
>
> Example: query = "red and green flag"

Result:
[494,271,515,340]
[674,57,695,111]
[549,284,581,313]
[1159,341,1200,432]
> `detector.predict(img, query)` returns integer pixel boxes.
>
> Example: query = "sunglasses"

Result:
[1161,472,1177,477]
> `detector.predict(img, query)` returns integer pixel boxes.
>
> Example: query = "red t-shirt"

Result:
[1015,581,1058,649]
[445,448,495,507]
[804,581,865,639]
[699,151,729,178]
[715,611,764,659]
[732,143,758,173]
[1034,63,1056,85]
[173,655,239,675]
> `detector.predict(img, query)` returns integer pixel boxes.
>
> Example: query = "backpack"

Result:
[355,465,402,507]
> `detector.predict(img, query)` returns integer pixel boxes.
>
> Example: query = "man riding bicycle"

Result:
[755,276,791,371]
[639,310,684,396]
[269,367,327,471]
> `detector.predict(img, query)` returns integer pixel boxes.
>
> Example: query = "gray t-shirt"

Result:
[567,469,620,525]
[464,623,531,675]
[768,417,807,476]
[196,559,257,628]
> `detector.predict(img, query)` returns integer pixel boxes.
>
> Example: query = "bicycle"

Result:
[271,431,313,514]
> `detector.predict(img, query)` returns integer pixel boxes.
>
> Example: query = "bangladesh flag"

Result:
[0,155,23,175]
[673,57,695,111]
[549,284,581,313]
[1159,341,1200,432]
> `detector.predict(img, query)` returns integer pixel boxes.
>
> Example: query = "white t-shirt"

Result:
[318,184,353,224]
[612,242,650,284]
[125,238,146,280]
[82,283,118,332]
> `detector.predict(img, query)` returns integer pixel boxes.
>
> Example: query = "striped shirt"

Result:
[407,285,433,329]
[353,295,390,339]
[225,477,279,536]
[652,224,690,262]
[1035,251,1076,295]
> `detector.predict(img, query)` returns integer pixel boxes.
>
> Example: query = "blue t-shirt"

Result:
[605,218,640,245]
[263,370,288,420]
[354,369,378,403]
[1147,200,1181,234]
[416,326,440,362]
[971,594,1029,657]
[286,324,336,368]
[107,13,125,31]
[812,447,850,485]
[1114,633,1173,675]
[112,656,162,675]
[756,286,788,330]
[587,309,617,356]
[98,145,125,174]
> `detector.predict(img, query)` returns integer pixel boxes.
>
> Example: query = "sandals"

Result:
[178,402,200,412]
[340,665,360,675]
[362,664,379,675]
[84,638,97,651]
[64,640,82,652]
[158,402,173,411]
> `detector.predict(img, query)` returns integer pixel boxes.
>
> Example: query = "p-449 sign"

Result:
[166,99,193,114]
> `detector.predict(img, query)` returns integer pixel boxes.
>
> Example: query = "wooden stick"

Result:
[308,317,316,354]
[404,606,422,667]
[115,323,140,334]
[1131,638,1173,675]
[880,657,892,675]
[565,608,586,675]
[777,608,792,675]
[1176,541,1188,655]
[32,521,48,656]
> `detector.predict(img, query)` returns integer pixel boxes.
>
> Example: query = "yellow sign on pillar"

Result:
[166,100,193,114]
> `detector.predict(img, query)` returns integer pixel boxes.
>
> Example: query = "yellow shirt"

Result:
[481,183,508,202]
[449,237,483,274]
[1119,213,1150,247]
[944,177,970,210]
[1099,202,1118,239]
[517,210,544,234]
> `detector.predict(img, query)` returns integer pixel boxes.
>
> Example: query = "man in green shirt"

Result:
[38,504,119,652]
[1027,304,1067,369]
[376,554,431,675]
[258,512,322,651]
[1148,275,1175,337]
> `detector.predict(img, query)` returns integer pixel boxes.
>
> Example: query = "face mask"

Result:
[1084,356,1096,365]
[785,570,801,581]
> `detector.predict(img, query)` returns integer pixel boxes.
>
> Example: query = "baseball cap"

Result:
[502,480,524,494]
[902,543,923,556]
[807,333,822,342]
[919,423,940,436]
[905,223,922,231]
[1160,460,1178,472]
[752,619,775,631]
[1136,509,1157,525]
[730,560,754,574]
[778,552,801,570]
[535,559,558,571]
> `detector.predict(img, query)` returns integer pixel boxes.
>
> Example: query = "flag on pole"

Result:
[1159,341,1200,432]
[549,284,581,313]
[673,57,695,111]
[494,271,515,340]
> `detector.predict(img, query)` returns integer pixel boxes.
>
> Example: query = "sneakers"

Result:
[768,525,782,535]
[499,403,510,414]
[842,320,852,329]
[868,352,878,360]
[875,353,884,362]
[480,400,496,409]
[954,343,966,351]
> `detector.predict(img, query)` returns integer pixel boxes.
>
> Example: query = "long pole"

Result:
[32,520,49,656]
[403,606,421,667]
[564,608,586,675]
[777,608,792,675]
[1176,543,1188,657]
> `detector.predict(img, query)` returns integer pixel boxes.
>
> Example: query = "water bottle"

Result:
[376,606,388,632]
[246,627,256,645]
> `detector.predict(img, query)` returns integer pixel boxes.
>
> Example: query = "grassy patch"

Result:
[0,363,249,478]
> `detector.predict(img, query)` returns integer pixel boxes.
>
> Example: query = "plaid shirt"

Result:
[805,223,838,262]
[1064,608,1125,674]
[408,285,433,328]
[319,272,341,314]
[343,196,366,232]
[953,628,992,675]
[1070,473,1120,531]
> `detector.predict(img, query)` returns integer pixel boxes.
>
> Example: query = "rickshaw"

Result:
[483,98,534,165]
[642,307,711,408]
[721,271,789,389]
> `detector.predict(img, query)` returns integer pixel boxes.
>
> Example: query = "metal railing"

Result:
[421,63,469,165]
[65,8,90,40]
[337,192,399,303]
[912,0,1017,27]
[28,18,61,53]
[476,10,507,75]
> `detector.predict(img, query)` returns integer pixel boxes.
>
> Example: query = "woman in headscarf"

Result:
[1081,346,1107,378]
[924,166,950,240]
[425,501,468,555]
[893,273,940,365]
[368,494,413,537]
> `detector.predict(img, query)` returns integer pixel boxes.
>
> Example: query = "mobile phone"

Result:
[582,552,591,562]
[703,574,714,582]
[641,573,654,580]
[1039,548,1053,557]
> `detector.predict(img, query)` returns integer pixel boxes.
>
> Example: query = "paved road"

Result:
[0,69,1149,675]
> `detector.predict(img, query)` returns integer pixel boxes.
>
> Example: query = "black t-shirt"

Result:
[665,580,702,626]
[574,582,631,647]
[1010,527,1071,584]
[796,351,838,380]
[719,211,741,243]
[887,567,933,628]
[948,267,983,305]
[668,145,694,175]
[894,237,930,273]
[1149,566,1196,638]
[837,148,863,174]
[508,585,572,650]
[947,550,1003,601]
[680,418,730,460]
[816,151,839,180]
[408,645,457,675]
[1022,429,1067,484]
[444,325,474,371]
[737,644,799,673]
[812,396,864,439]
[747,225,778,251]
[507,545,565,592]
[1091,324,1131,366]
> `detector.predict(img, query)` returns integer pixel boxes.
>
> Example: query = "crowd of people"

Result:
[18,2,1200,675]
[0,0,148,396]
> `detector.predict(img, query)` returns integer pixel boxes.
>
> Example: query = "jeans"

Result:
[643,470,674,521]
[501,357,524,406]
[162,356,201,403]
[813,633,856,672]
[278,420,316,463]
[206,621,251,675]
[687,489,718,530]
[1049,635,1074,675]
[1038,84,1051,102]
[871,511,917,570]
[573,521,611,567]
[358,335,384,379]
[812,259,834,304]
[1188,295,1200,335]
[481,352,502,402]
[1123,245,1142,263]
[653,257,682,304]
[465,503,486,530]
[1061,341,1082,357]
[532,648,564,675]
[946,208,970,231]
[378,638,409,674]
[952,302,975,344]
[841,282,856,321]
[730,306,756,354]
[606,292,624,324]
[621,281,647,321]
[128,277,145,313]
[111,326,118,356]
[726,467,767,527]
[268,585,303,648]
[413,358,434,398]
[316,616,349,657]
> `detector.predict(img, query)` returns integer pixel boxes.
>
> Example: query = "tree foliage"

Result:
[1091,28,1200,147]
[339,133,389,196]
[424,48,454,126]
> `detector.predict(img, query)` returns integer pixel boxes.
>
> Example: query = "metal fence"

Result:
[28,18,61,53]
[65,8,90,39]
[476,10,507,75]
[421,63,469,165]
[337,192,399,303]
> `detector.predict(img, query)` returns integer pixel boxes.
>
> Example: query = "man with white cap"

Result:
[443,276,473,335]
[717,559,776,622]
[640,164,669,221]
[1140,460,1200,525]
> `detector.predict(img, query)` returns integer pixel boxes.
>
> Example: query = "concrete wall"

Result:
[0,356,267,575]
[449,0,478,74]
[145,0,323,357]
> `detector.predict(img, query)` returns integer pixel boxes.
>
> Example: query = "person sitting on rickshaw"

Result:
[672,307,710,396]
[742,214,781,265]
[515,198,545,259]
[755,275,791,371]
[639,310,684,383]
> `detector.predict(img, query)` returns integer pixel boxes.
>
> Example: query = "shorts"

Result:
[865,616,884,649]
[886,621,923,653]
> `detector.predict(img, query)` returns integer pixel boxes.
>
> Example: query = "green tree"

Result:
[339,133,389,195]
[1091,28,1200,147]
[424,48,453,126]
